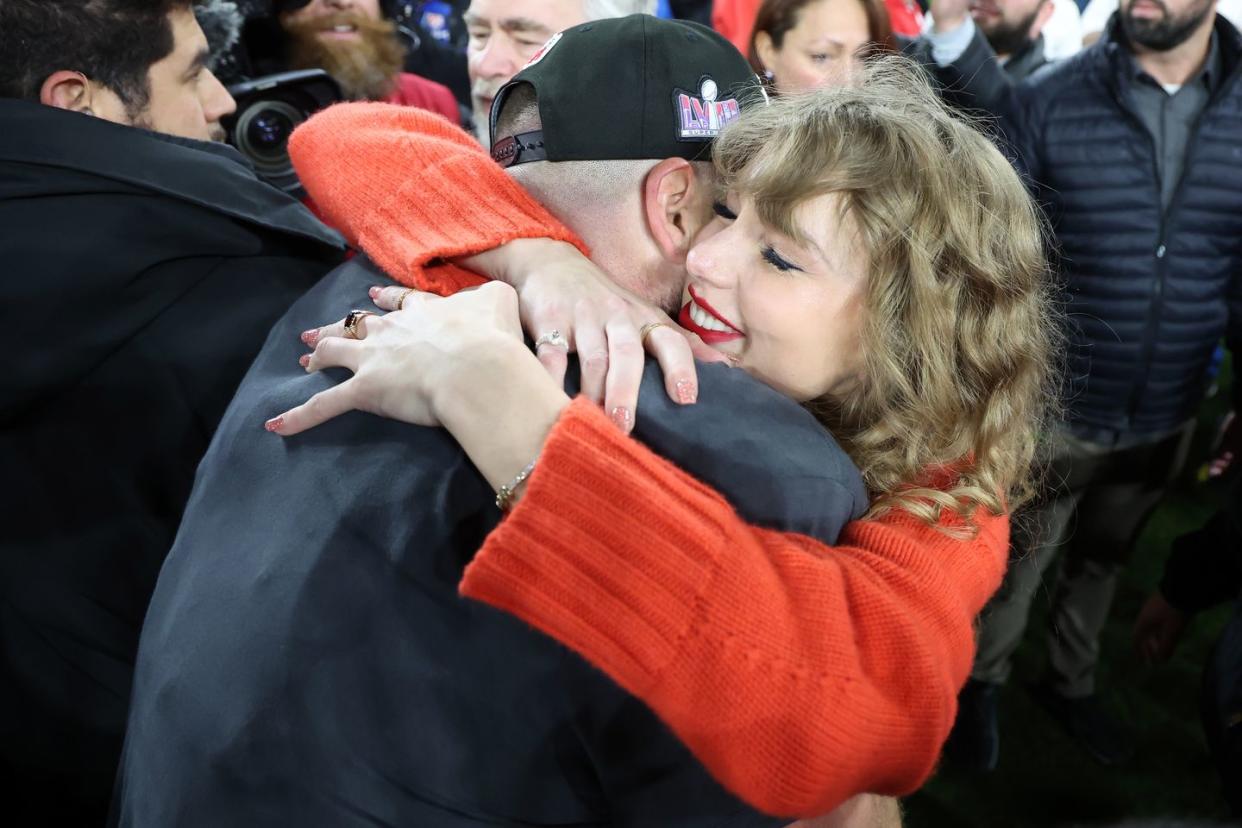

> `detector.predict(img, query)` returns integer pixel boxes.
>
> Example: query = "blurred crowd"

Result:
[2,0,1240,826]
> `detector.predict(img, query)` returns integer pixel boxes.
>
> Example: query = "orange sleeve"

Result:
[461,398,1009,818]
[288,102,588,296]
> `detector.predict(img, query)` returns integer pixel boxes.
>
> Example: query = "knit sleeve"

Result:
[461,398,1009,818]
[288,103,588,295]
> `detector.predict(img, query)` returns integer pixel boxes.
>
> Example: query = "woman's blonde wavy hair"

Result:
[713,57,1059,530]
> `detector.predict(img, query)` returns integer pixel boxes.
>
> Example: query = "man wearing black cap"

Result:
[114,15,864,828]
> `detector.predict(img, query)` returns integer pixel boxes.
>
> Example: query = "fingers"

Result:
[301,309,383,348]
[574,299,608,404]
[265,381,358,436]
[535,339,570,388]
[369,285,428,312]
[303,336,364,374]
[603,305,645,434]
[644,324,698,405]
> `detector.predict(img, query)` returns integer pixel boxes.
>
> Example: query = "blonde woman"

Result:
[274,60,1055,818]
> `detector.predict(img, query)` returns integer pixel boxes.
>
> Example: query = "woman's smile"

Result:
[679,285,745,344]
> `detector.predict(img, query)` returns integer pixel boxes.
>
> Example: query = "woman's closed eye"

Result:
[762,245,803,273]
[712,201,738,221]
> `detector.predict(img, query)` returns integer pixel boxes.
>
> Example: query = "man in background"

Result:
[0,1,344,821]
[969,0,1059,77]
[278,0,461,120]
[463,0,656,142]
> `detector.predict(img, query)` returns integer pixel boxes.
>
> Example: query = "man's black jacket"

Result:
[114,257,867,827]
[931,14,1242,437]
[0,100,344,817]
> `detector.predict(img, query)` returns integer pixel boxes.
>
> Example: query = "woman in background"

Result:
[749,0,899,92]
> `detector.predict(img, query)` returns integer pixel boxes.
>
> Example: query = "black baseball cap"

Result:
[489,15,766,169]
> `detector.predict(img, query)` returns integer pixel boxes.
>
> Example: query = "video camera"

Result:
[222,69,341,196]
[199,0,452,195]
[194,1,341,195]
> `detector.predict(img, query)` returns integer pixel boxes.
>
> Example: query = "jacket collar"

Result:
[1004,34,1047,79]
[1099,11,1242,99]
[0,99,344,252]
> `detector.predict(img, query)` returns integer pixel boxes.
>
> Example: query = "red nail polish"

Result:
[300,329,318,346]
[265,416,284,432]
[299,354,311,368]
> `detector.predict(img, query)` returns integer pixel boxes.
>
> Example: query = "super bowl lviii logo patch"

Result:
[674,76,741,141]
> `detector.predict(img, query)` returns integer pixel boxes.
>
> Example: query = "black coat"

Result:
[932,15,1242,436]
[0,100,344,820]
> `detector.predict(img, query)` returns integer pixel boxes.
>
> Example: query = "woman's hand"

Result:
[266,282,529,436]
[460,238,728,426]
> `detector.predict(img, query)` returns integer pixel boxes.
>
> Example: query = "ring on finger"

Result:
[396,288,417,311]
[344,310,375,340]
[639,322,670,345]
[535,329,569,350]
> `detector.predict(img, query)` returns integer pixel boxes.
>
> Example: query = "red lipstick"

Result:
[680,286,744,345]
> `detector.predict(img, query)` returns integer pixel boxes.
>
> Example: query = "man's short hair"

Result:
[0,0,193,116]
[581,0,657,20]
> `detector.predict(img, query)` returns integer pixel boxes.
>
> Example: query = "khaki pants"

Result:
[972,421,1195,698]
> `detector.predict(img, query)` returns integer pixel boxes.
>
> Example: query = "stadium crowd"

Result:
[1,0,1239,826]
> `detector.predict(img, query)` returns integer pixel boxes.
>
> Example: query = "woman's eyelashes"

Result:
[762,245,802,273]
[712,201,738,221]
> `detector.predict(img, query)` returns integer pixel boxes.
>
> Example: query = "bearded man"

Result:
[279,0,461,121]
[968,0,1058,77]
[925,0,1242,771]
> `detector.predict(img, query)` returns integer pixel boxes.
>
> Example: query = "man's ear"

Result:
[1032,0,1056,38]
[40,71,95,113]
[643,156,706,265]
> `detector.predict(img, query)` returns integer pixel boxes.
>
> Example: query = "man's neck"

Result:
[1130,20,1215,86]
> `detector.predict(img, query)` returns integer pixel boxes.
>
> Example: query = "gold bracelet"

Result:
[495,459,537,512]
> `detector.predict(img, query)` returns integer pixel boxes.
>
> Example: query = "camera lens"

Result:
[231,99,306,182]
[246,110,296,152]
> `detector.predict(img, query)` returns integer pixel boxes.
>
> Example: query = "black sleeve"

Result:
[1159,483,1242,613]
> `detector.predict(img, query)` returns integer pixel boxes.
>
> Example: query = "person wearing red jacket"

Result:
[273,28,1055,822]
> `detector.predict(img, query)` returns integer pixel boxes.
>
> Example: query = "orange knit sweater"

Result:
[289,104,1011,819]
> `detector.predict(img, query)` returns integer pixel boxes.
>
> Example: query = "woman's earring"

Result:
[763,70,775,82]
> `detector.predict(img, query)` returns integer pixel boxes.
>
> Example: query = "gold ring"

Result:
[639,322,669,345]
[396,288,417,311]
[344,310,375,340]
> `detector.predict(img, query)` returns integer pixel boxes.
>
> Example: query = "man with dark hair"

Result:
[0,0,345,821]
[0,0,236,139]
[969,0,1058,77]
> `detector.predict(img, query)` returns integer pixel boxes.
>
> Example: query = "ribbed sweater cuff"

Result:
[460,398,733,695]
[357,153,586,290]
